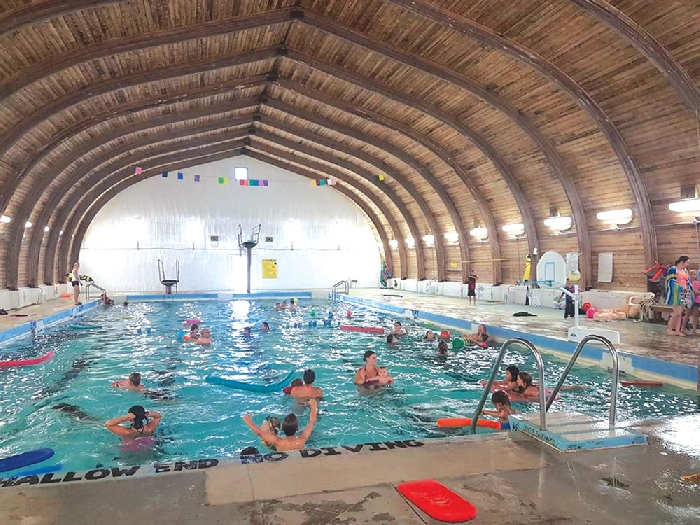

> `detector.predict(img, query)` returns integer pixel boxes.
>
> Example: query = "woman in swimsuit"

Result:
[105,405,161,439]
[354,350,380,385]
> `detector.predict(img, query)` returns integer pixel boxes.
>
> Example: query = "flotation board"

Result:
[69,324,102,330]
[282,386,293,395]
[206,371,295,393]
[0,351,54,368]
[621,380,662,387]
[680,473,700,484]
[437,417,502,430]
[0,448,54,473]
[183,318,201,326]
[397,479,477,522]
[339,325,385,334]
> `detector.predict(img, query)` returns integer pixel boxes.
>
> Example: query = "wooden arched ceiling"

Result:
[1,1,699,291]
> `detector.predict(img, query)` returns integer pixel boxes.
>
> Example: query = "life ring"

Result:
[0,448,54,473]
[0,351,54,368]
[339,325,385,334]
[437,417,503,430]
[621,380,663,387]
[69,324,102,330]
[182,318,201,326]
[205,371,295,393]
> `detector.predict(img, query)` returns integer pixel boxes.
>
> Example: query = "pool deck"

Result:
[1,415,699,524]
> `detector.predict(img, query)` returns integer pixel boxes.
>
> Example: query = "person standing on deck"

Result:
[467,269,478,306]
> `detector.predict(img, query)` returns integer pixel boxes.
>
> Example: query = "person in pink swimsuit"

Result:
[687,269,700,335]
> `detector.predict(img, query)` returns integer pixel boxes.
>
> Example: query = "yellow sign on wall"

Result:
[262,259,278,279]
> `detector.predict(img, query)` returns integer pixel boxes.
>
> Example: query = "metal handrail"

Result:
[546,335,619,427]
[331,280,349,300]
[471,338,547,434]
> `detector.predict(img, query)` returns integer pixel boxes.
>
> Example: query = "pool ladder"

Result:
[331,280,349,301]
[472,335,620,434]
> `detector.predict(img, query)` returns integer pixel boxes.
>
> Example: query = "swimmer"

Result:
[354,350,380,385]
[517,372,540,398]
[242,326,252,336]
[243,399,318,452]
[112,372,146,392]
[274,302,281,311]
[105,405,161,438]
[196,328,213,345]
[481,391,515,426]
[390,321,408,337]
[261,322,270,333]
[290,369,323,398]
[504,366,520,391]
[280,301,288,310]
[188,324,200,339]
[376,366,394,385]
[100,292,115,306]
[464,324,494,347]
[438,340,449,355]
[386,334,399,344]
[122,301,128,307]
[423,330,436,342]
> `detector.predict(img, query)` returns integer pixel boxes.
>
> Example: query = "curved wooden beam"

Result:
[0,0,123,38]
[388,0,658,267]
[286,48,539,260]
[302,11,588,285]
[569,0,700,115]
[11,118,253,287]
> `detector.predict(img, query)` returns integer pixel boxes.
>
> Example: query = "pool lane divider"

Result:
[335,294,698,388]
[0,438,429,488]
[125,291,313,302]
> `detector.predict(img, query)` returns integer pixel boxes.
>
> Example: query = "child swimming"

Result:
[481,391,515,430]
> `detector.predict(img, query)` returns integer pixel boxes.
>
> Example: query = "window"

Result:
[234,167,248,181]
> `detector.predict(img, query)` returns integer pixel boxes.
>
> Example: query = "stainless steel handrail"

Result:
[331,280,349,301]
[471,338,547,434]
[546,335,619,427]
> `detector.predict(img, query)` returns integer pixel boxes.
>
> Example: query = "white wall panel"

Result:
[80,157,380,292]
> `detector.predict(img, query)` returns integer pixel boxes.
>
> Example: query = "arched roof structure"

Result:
[1,0,699,291]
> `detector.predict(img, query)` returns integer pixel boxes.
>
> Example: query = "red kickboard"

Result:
[621,380,662,387]
[397,479,477,523]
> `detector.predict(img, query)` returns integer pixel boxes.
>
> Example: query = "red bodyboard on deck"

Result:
[397,479,477,523]
[621,380,662,387]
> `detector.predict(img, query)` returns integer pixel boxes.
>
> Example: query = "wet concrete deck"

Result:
[1,415,698,525]
[347,289,700,369]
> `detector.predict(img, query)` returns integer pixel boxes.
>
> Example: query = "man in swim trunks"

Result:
[112,372,146,392]
[243,399,318,451]
[70,262,82,305]
[290,369,323,398]
[105,405,161,439]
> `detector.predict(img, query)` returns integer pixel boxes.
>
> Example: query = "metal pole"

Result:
[574,284,579,328]
[246,246,252,294]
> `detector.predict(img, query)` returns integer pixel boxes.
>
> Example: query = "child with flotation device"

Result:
[480,390,515,430]
[181,324,199,341]
[195,328,213,345]
[282,378,304,395]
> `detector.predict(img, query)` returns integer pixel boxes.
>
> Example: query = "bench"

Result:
[648,304,673,322]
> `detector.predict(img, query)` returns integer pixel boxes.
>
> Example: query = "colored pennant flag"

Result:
[177,172,184,180]
[135,167,142,175]
[250,180,259,187]
[262,180,269,187]
[311,180,318,186]
[376,173,385,182]
[161,171,168,178]
[239,180,249,186]
[194,174,200,182]
[218,177,228,185]
[327,178,335,186]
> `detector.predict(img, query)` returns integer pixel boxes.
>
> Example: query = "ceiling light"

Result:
[44,226,50,232]
[389,239,399,249]
[0,215,10,224]
[501,223,525,235]
[59,230,64,235]
[669,198,700,212]
[444,231,459,243]
[25,221,32,228]
[405,237,415,248]
[422,234,435,247]
[469,227,488,240]
[596,208,633,225]
[544,216,572,231]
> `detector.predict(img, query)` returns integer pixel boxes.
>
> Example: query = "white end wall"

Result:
[80,157,381,292]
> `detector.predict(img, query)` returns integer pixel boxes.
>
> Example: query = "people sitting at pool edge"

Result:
[105,405,161,438]
[290,369,324,398]
[196,328,213,345]
[242,398,318,451]
[112,372,145,392]
[463,324,494,347]
[390,321,408,337]
[481,391,515,429]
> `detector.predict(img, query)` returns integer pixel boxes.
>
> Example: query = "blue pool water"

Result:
[0,299,697,473]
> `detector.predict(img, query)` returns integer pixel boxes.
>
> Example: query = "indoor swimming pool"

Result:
[0,299,697,473]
